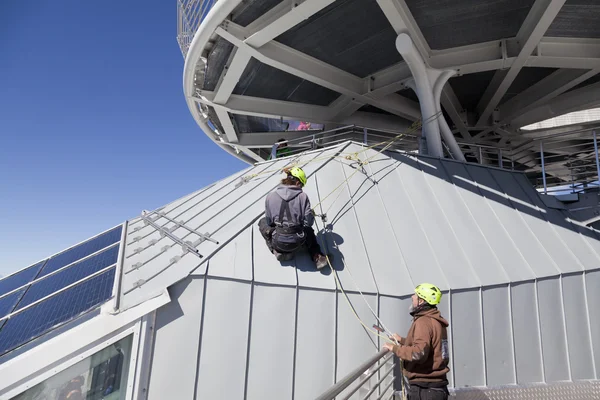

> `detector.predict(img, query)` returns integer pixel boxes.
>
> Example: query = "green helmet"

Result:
[288,166,307,186]
[415,283,442,305]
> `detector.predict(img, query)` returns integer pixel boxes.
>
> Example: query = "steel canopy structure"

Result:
[178,0,600,190]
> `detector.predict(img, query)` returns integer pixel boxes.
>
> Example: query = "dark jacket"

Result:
[265,184,313,228]
[391,307,450,384]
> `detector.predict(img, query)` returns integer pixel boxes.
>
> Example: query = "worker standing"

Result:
[383,283,450,400]
[258,167,328,269]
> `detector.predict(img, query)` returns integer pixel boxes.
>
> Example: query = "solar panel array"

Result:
[0,226,122,357]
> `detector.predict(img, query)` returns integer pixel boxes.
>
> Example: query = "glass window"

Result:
[13,335,133,400]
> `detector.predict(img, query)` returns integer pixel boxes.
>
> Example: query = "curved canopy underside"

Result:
[179,0,600,187]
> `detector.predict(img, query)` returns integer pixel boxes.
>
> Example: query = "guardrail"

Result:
[177,0,217,58]
[315,350,399,400]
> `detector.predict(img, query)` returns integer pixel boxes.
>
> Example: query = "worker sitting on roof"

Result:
[383,283,450,400]
[258,166,328,269]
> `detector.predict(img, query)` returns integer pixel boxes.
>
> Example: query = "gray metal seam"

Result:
[415,157,483,287]
[479,287,488,387]
[448,288,456,387]
[582,271,598,380]
[391,159,450,289]
[486,171,563,275]
[291,280,299,400]
[192,275,209,400]
[437,161,512,284]
[558,275,573,381]
[242,282,255,400]
[368,158,416,289]
[507,283,518,384]
[534,279,547,383]
[461,164,538,279]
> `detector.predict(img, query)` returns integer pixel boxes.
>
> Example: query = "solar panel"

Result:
[0,288,26,319]
[15,245,119,311]
[38,226,122,278]
[0,268,116,356]
[0,261,45,297]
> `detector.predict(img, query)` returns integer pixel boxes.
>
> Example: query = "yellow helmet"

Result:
[288,166,307,186]
[415,283,442,305]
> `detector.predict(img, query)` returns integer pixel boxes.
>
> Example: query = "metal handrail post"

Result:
[540,141,547,194]
[594,130,600,186]
[498,149,503,168]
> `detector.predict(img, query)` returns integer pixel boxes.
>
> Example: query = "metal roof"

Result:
[130,142,600,397]
[119,141,600,310]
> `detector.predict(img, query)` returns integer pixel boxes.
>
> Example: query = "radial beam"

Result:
[498,69,600,124]
[475,0,566,126]
[212,0,334,106]
[216,22,421,120]
[512,81,600,128]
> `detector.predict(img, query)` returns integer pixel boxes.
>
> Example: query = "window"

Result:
[12,335,133,400]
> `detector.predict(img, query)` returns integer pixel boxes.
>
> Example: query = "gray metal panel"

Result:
[441,162,534,282]
[394,155,478,288]
[537,278,570,382]
[436,292,453,388]
[253,224,298,285]
[511,281,544,383]
[425,159,508,286]
[147,277,204,400]
[585,269,600,379]
[452,380,600,400]
[378,295,413,342]
[513,174,600,270]
[451,289,485,387]
[343,152,416,295]
[562,273,595,380]
[492,169,583,273]
[374,157,448,291]
[336,293,379,379]
[482,286,515,386]
[246,284,296,400]
[294,289,336,400]
[196,279,251,399]
[466,166,559,277]
[312,160,378,293]
[204,226,253,280]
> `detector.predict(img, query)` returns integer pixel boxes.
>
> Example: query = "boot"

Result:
[313,254,328,270]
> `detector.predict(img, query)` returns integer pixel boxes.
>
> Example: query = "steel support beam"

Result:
[244,0,336,48]
[475,0,566,126]
[512,81,600,128]
[213,106,239,143]
[498,68,600,124]
[213,0,335,105]
[216,22,421,120]
[376,0,430,59]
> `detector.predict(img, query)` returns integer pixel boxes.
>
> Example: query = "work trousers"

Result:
[258,217,322,258]
[406,385,448,400]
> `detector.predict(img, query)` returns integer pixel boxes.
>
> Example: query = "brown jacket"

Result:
[391,307,450,383]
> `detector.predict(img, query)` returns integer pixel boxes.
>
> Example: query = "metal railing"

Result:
[315,350,399,400]
[177,0,217,58]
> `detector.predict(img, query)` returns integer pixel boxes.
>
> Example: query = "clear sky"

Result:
[0,1,246,277]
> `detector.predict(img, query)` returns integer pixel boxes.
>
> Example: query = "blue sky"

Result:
[0,1,246,277]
